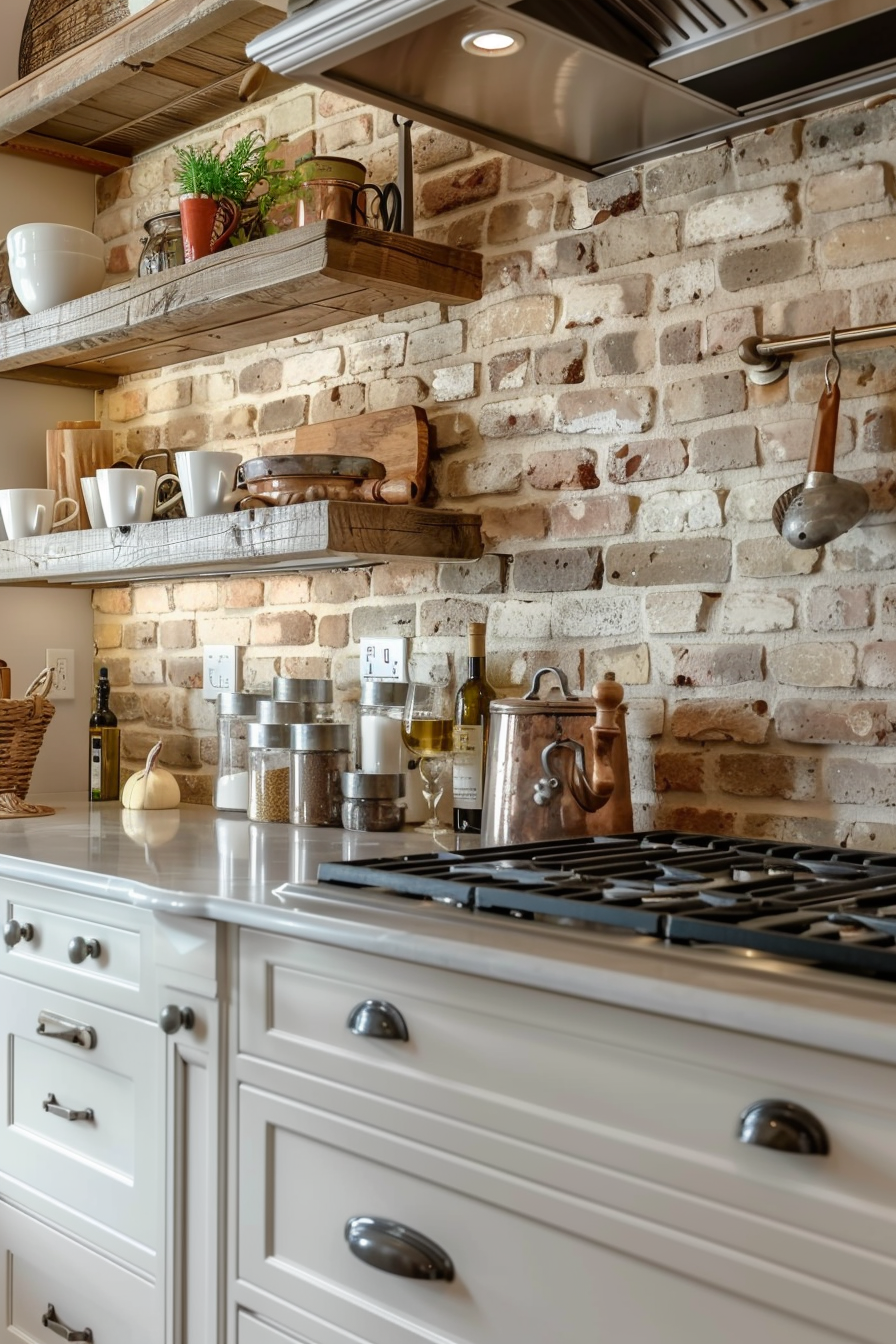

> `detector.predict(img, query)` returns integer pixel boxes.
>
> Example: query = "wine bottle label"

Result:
[453,724,484,806]
[89,734,102,800]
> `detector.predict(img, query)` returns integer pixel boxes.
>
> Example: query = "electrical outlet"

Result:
[46,648,75,700]
[202,645,240,700]
[361,638,408,682]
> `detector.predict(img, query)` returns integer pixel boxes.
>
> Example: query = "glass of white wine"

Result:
[401,677,454,833]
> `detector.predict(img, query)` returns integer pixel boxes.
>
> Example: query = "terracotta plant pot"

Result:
[178,194,240,263]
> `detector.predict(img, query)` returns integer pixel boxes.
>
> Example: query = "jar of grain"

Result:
[289,722,351,827]
[273,675,334,722]
[247,723,292,823]
[214,691,260,812]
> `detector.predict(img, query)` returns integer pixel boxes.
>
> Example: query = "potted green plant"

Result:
[174,132,279,262]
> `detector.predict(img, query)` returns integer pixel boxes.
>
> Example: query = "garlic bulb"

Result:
[121,741,181,810]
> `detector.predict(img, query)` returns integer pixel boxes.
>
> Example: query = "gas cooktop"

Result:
[317,831,896,981]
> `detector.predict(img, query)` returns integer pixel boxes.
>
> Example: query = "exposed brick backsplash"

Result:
[91,84,896,846]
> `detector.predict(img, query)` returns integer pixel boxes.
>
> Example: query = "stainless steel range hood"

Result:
[248,0,896,178]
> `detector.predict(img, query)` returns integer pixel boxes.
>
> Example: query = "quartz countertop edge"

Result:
[0,803,894,1066]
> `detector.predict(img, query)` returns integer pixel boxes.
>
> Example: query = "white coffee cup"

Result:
[80,476,106,528]
[175,450,245,517]
[97,468,160,526]
[0,488,79,539]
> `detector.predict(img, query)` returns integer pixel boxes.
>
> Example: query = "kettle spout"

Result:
[533,674,625,815]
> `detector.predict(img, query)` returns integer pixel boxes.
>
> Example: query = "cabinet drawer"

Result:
[2,880,155,1016]
[0,977,163,1251]
[239,930,896,1265]
[0,1202,157,1344]
[237,1083,887,1344]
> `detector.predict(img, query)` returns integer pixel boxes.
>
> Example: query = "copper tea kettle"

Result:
[481,667,633,846]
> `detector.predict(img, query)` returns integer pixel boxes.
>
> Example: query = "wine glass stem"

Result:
[419,756,445,828]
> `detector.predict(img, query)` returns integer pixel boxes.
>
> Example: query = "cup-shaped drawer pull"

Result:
[346,999,409,1041]
[345,1216,454,1281]
[3,919,34,946]
[37,1011,97,1050]
[42,1304,93,1341]
[67,936,101,965]
[43,1093,95,1123]
[737,1099,829,1155]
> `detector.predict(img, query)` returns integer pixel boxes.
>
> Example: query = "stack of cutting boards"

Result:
[292,405,430,500]
[46,420,115,530]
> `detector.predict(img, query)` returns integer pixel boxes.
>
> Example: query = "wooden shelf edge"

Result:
[0,501,483,586]
[0,133,131,176]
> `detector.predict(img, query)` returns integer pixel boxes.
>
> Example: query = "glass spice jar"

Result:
[247,723,292,823]
[341,772,406,832]
[289,722,351,827]
[273,675,334,722]
[138,212,185,277]
[214,691,259,812]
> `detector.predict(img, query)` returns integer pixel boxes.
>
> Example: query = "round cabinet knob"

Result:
[737,1099,829,1155]
[67,936,101,965]
[3,919,34,947]
[346,999,409,1041]
[159,1005,195,1035]
[345,1216,454,1281]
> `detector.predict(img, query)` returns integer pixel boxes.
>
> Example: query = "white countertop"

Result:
[2,799,895,1064]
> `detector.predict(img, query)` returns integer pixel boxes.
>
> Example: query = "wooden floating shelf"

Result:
[0,501,483,586]
[0,0,293,173]
[0,221,483,389]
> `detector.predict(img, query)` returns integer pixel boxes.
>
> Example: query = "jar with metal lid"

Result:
[214,691,259,812]
[273,675,334,722]
[357,681,406,772]
[256,698,312,726]
[138,212,185,278]
[289,722,351,827]
[247,723,292,823]
[341,772,406,832]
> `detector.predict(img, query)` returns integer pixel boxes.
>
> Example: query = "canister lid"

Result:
[257,699,312,725]
[341,771,406,799]
[360,680,408,708]
[273,675,333,703]
[490,665,595,716]
[248,722,291,749]
[216,692,260,717]
[290,722,351,751]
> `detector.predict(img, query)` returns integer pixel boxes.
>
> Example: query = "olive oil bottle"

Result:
[89,666,120,802]
[452,622,496,834]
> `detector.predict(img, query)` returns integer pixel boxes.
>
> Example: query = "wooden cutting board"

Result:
[293,406,430,500]
[46,421,115,531]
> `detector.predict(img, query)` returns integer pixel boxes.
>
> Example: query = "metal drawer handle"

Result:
[37,1011,97,1050]
[737,1099,829,1155]
[3,919,34,947]
[345,1216,454,1281]
[68,936,101,965]
[43,1093,95,1123]
[42,1304,93,1341]
[159,1005,195,1035]
[347,1000,409,1041]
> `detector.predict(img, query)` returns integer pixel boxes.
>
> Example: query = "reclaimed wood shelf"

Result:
[0,0,293,174]
[0,221,483,389]
[0,501,483,586]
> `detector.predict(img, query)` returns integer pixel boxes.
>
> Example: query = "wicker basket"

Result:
[19,0,128,79]
[0,696,55,800]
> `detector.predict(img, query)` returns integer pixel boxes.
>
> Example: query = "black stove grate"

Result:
[317,832,896,980]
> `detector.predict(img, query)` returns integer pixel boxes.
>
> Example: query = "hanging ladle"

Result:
[773,331,869,549]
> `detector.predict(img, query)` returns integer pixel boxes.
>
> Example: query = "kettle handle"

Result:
[523,666,577,702]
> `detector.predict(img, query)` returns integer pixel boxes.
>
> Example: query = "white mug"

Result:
[97,468,159,526]
[175,451,245,517]
[0,488,79,539]
[80,476,106,529]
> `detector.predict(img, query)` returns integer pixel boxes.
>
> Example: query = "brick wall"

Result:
[92,84,896,845]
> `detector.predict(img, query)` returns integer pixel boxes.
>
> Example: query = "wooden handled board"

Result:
[46,421,115,531]
[294,406,430,500]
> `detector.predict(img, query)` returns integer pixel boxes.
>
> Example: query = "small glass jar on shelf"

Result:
[214,691,260,812]
[247,723,292,823]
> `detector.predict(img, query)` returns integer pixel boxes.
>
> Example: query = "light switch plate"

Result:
[202,645,241,699]
[361,637,408,682]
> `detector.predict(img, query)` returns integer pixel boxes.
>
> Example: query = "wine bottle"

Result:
[89,666,120,802]
[453,622,496,834]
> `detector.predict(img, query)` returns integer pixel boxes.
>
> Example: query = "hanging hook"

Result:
[824,327,841,392]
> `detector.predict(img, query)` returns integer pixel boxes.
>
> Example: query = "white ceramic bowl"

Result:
[6,224,106,314]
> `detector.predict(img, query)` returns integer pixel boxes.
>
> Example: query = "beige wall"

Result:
[0,155,97,794]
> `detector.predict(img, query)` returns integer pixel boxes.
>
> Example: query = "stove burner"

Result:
[316,831,896,980]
